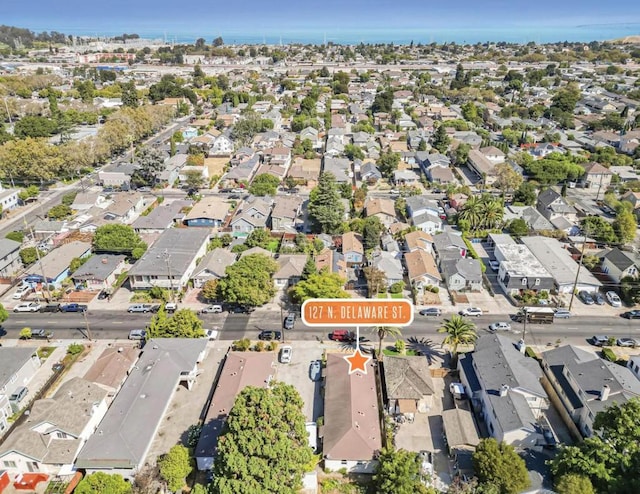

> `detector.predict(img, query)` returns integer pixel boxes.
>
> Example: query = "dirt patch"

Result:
[451,292,469,305]
[205,157,229,178]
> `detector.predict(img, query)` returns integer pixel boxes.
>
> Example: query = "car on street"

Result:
[279,345,293,363]
[617,338,638,348]
[164,302,177,313]
[489,260,500,271]
[488,322,511,332]
[606,291,622,307]
[578,290,595,305]
[459,307,483,317]
[591,335,610,347]
[39,303,60,313]
[128,329,147,340]
[554,309,572,319]
[419,308,442,317]
[258,330,281,341]
[283,313,296,329]
[13,285,32,299]
[9,386,28,404]
[31,329,53,339]
[59,303,87,313]
[329,329,355,342]
[229,305,253,314]
[593,292,605,305]
[127,304,152,313]
[13,302,41,313]
[97,290,109,300]
[622,310,640,319]
[200,304,223,314]
[309,360,322,381]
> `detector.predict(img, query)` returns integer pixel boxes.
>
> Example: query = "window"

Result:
[55,431,69,439]
[535,278,540,286]
[521,278,527,286]
[3,461,16,468]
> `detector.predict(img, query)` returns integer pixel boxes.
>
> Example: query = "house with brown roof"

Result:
[341,232,364,267]
[288,158,322,187]
[364,198,396,227]
[315,248,348,279]
[404,230,434,254]
[273,254,307,288]
[581,162,613,190]
[83,346,139,397]
[184,197,232,228]
[467,149,497,185]
[270,196,303,232]
[383,356,435,415]
[322,354,382,474]
[479,146,506,163]
[404,249,441,288]
[195,352,275,470]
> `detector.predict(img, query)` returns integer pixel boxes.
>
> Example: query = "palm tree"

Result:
[438,315,478,363]
[457,196,482,231]
[373,325,402,359]
[480,195,504,230]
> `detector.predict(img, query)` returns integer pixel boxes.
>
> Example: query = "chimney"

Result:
[600,384,611,401]
[499,385,509,397]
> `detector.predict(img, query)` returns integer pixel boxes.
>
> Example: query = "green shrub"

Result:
[67,343,84,356]
[602,347,617,362]
[254,341,265,352]
[430,286,440,294]
[267,341,278,352]
[525,347,538,359]
[389,281,404,294]
[232,338,251,351]
[5,231,24,243]
[395,339,406,354]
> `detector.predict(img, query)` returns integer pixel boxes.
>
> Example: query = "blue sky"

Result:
[4,0,640,36]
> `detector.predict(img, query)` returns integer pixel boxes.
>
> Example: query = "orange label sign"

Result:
[301,299,414,327]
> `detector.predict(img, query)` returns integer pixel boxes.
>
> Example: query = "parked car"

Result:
[617,338,638,348]
[229,305,253,314]
[200,304,223,314]
[419,308,442,317]
[9,386,28,403]
[13,302,42,313]
[97,290,109,300]
[554,309,572,319]
[127,304,152,313]
[128,329,147,340]
[606,291,622,307]
[329,329,355,342]
[283,313,296,330]
[622,310,640,320]
[593,292,605,305]
[279,345,293,364]
[39,303,60,313]
[12,285,32,299]
[459,307,483,317]
[309,360,322,381]
[489,260,500,271]
[591,335,609,347]
[578,290,595,305]
[31,329,53,339]
[489,322,511,332]
[164,302,177,313]
[59,303,87,313]
[258,330,281,341]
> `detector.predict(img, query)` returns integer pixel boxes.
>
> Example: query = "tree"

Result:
[147,307,205,338]
[372,448,435,494]
[513,181,537,206]
[377,149,401,177]
[613,209,637,244]
[371,89,393,114]
[158,445,192,493]
[291,271,349,303]
[18,185,39,202]
[555,474,595,494]
[452,142,471,165]
[121,80,139,108]
[5,231,24,243]
[363,216,384,251]
[212,36,224,47]
[47,204,73,220]
[14,115,58,138]
[473,438,530,494]
[506,218,529,237]
[19,327,32,339]
[374,325,402,358]
[201,279,219,301]
[344,143,365,161]
[93,224,147,255]
[0,304,8,324]
[621,275,640,305]
[417,138,427,151]
[431,125,451,153]
[184,169,206,191]
[438,315,477,360]
[301,256,317,280]
[249,173,280,196]
[494,163,523,196]
[19,247,44,265]
[581,216,617,244]
[218,254,278,307]
[131,146,166,187]
[245,228,272,249]
[363,266,387,296]
[212,382,313,494]
[308,172,345,234]
[75,472,132,494]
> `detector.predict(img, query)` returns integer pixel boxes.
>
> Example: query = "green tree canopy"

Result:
[473,438,530,494]
[147,307,205,339]
[613,209,637,244]
[372,448,435,494]
[212,382,314,494]
[363,216,384,251]
[75,472,131,494]
[218,254,278,307]
[5,231,24,243]
[158,444,192,492]
[438,315,477,358]
[201,279,219,301]
[581,216,617,244]
[93,224,147,255]
[46,204,73,220]
[513,181,537,206]
[377,149,401,177]
[308,172,345,234]
[291,271,349,304]
[555,474,595,494]
[0,303,9,324]
[431,125,451,153]
[249,173,280,196]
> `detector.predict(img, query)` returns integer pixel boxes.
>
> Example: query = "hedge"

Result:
[602,347,617,362]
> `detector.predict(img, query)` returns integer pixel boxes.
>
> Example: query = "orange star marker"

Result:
[345,348,371,374]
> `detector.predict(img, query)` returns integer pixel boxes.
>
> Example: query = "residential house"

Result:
[209,135,234,157]
[263,109,282,130]
[273,254,307,288]
[581,162,613,190]
[97,171,131,188]
[288,158,322,187]
[30,220,68,242]
[239,246,273,259]
[393,169,420,185]
[479,146,506,163]
[103,192,145,224]
[178,165,210,186]
[404,249,441,288]
[341,232,364,267]
[520,236,601,293]
[195,352,276,471]
[542,345,640,437]
[0,187,19,212]
[183,197,231,228]
[323,157,352,184]
[601,247,640,283]
[432,231,467,264]
[299,127,321,149]
[502,205,554,232]
[621,191,640,210]
[83,346,139,397]
[458,334,549,448]
[75,339,208,478]
[370,251,404,288]
[270,196,302,232]
[322,354,382,474]
[404,230,434,254]
[263,147,292,171]
[71,191,107,211]
[381,234,400,253]
[441,258,483,292]
[360,162,382,183]
[26,241,92,288]
[411,211,443,235]
[364,198,396,228]
[536,188,577,224]
[223,155,260,184]
[158,154,187,185]
[230,196,273,237]
[315,248,348,280]
[0,238,22,278]
[128,228,210,290]
[0,348,41,434]
[132,200,191,234]
[467,149,497,185]
[405,196,440,219]
[192,248,236,288]
[0,378,109,476]
[449,193,468,210]
[71,254,127,292]
[383,356,435,415]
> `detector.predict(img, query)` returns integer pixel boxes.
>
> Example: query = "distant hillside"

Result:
[612,35,640,44]
[0,25,69,50]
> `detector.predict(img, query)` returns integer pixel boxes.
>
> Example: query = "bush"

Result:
[232,338,251,351]
[186,424,202,448]
[389,281,404,294]
[267,341,278,352]
[430,286,440,294]
[394,339,406,354]
[67,343,84,356]
[602,347,617,362]
[525,347,539,359]
[19,327,32,339]
[254,341,265,352]
[149,286,169,302]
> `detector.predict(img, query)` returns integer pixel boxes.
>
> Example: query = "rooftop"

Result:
[0,347,38,388]
[72,254,126,282]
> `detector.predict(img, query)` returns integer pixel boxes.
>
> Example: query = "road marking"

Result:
[111,321,124,325]
[602,328,613,331]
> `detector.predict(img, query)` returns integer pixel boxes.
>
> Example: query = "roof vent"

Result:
[499,385,509,397]
[101,258,108,264]
[140,394,147,399]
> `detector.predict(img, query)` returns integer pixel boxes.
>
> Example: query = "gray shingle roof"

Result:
[192,248,237,279]
[0,348,37,388]
[72,254,126,282]
[383,356,434,400]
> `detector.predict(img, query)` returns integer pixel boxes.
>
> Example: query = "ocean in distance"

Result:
[23,23,640,45]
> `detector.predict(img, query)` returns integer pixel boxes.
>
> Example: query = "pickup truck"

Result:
[127,304,153,313]
[59,303,88,313]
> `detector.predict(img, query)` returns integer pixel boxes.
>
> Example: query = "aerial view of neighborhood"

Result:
[2,4,640,493]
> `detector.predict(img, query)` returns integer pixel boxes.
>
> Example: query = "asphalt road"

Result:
[1,310,638,348]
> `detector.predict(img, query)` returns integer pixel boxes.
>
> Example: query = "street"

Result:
[1,309,637,348]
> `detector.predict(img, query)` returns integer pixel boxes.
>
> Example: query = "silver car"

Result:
[489,322,511,332]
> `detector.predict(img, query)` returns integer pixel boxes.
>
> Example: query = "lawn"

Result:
[266,240,280,252]
[37,347,56,360]
[382,348,420,357]
[376,293,404,299]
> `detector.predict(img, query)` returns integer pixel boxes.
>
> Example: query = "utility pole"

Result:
[569,230,589,312]
[82,308,93,341]
[521,307,528,345]
[164,250,175,302]
[26,221,52,302]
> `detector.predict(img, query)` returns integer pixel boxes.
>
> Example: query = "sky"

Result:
[4,0,640,38]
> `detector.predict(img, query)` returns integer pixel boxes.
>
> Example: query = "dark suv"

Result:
[258,330,282,341]
[622,310,640,320]
[31,329,53,339]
